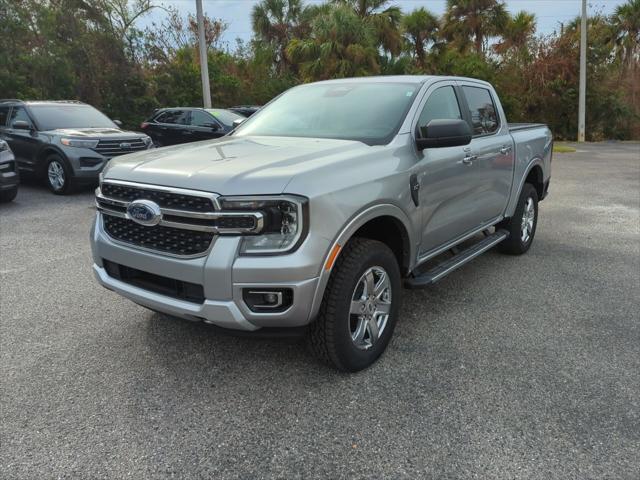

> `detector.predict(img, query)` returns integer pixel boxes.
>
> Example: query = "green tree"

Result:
[442,0,509,55]
[251,0,309,73]
[494,11,536,56]
[611,0,640,69]
[286,5,379,81]
[401,7,439,69]
[332,0,402,55]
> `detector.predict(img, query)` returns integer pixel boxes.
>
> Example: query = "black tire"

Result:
[44,154,74,195]
[0,185,18,203]
[497,183,539,255]
[307,238,402,372]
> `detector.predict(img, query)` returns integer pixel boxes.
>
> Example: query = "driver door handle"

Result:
[500,145,513,155]
[462,154,477,165]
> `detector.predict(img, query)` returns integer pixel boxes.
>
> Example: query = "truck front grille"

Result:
[93,138,147,157]
[101,183,215,212]
[103,215,214,256]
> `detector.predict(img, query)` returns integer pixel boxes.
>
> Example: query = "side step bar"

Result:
[405,229,509,289]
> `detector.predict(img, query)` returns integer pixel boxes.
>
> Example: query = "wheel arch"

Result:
[307,204,415,323]
[505,158,545,218]
[36,146,67,175]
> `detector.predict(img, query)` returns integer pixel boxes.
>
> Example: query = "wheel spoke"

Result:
[350,299,365,315]
[366,316,380,343]
[376,301,391,315]
[352,317,367,344]
[364,270,375,296]
[373,272,388,299]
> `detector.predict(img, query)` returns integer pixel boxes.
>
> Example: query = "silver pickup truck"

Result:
[91,76,552,371]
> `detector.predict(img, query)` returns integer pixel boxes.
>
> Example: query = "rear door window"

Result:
[417,86,462,136]
[0,106,10,127]
[155,110,189,125]
[190,110,218,127]
[462,86,499,136]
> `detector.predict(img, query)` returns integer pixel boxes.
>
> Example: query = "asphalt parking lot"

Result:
[1,142,639,479]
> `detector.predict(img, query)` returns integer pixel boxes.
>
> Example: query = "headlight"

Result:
[61,138,99,148]
[0,140,8,151]
[219,195,308,255]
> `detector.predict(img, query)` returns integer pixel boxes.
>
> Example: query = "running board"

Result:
[405,229,509,289]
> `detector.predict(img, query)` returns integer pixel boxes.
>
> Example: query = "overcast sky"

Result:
[144,0,626,48]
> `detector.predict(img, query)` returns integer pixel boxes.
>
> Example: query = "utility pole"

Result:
[196,0,212,108]
[578,0,587,142]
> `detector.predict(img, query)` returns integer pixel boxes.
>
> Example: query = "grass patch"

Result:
[553,144,577,153]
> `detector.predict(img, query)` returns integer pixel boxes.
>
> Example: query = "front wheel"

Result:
[45,154,73,195]
[497,183,539,255]
[307,238,402,372]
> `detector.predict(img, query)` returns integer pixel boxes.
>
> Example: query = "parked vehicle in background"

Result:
[229,105,261,117]
[0,100,153,194]
[91,76,552,371]
[140,108,245,147]
[0,139,19,202]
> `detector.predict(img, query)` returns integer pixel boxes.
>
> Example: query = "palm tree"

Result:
[494,11,536,56]
[331,0,402,55]
[286,5,380,80]
[401,7,439,69]
[251,0,309,73]
[611,0,640,69]
[442,0,509,55]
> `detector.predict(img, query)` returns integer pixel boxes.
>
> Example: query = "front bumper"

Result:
[90,212,328,331]
[0,150,19,189]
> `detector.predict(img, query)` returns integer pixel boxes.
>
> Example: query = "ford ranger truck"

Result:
[90,76,552,371]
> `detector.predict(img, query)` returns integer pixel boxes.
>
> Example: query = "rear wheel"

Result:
[497,183,538,254]
[45,154,74,195]
[308,238,401,372]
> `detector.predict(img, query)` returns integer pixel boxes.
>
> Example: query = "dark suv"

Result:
[140,107,245,147]
[0,100,152,194]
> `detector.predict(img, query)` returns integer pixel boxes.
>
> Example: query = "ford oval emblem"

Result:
[120,142,132,149]
[126,199,162,226]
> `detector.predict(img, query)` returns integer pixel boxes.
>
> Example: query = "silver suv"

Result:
[91,76,552,371]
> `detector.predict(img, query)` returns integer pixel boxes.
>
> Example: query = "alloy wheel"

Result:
[48,160,65,191]
[349,266,392,350]
[521,196,535,243]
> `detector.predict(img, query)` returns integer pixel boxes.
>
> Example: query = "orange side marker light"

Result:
[325,244,342,271]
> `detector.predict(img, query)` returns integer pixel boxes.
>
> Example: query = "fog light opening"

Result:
[243,288,293,312]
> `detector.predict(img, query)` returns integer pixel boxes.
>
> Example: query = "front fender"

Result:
[306,203,415,323]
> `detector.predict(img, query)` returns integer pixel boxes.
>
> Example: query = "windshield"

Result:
[205,109,245,126]
[234,82,419,145]
[29,104,116,130]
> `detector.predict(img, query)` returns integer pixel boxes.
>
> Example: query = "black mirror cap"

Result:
[113,119,123,127]
[416,119,472,150]
[12,120,31,130]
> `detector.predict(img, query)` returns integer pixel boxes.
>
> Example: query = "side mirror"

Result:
[416,119,472,150]
[13,120,32,131]
[205,123,220,131]
[113,119,123,127]
[232,118,244,129]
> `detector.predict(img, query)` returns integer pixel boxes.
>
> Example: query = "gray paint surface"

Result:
[1,142,639,478]
[94,76,552,330]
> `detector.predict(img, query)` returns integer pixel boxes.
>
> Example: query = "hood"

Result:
[44,128,145,139]
[102,135,369,195]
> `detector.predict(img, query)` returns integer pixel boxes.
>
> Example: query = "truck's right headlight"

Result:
[219,195,308,255]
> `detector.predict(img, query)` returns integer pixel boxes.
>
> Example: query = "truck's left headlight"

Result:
[219,195,308,255]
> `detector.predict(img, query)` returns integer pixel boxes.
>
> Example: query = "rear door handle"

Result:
[462,154,477,165]
[500,145,513,155]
